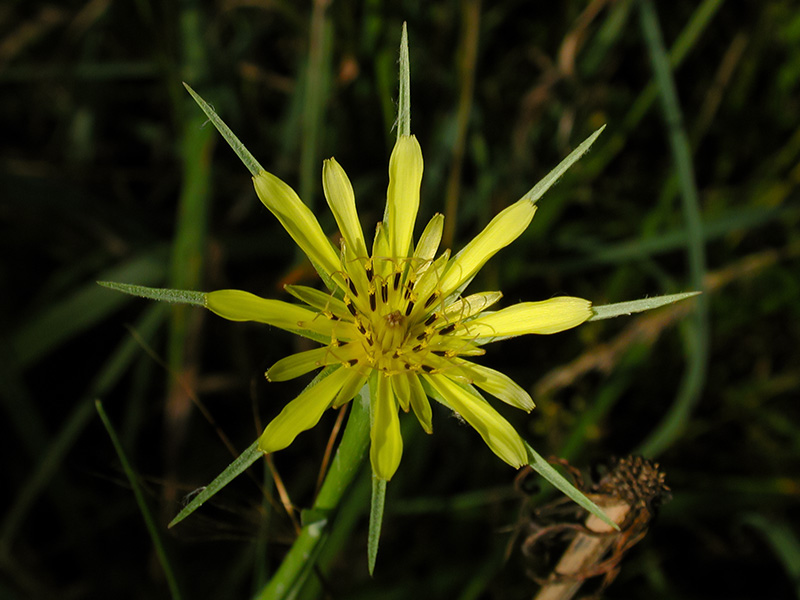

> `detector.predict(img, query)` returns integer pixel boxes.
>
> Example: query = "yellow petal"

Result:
[439,200,536,296]
[322,158,369,260]
[267,346,329,382]
[423,374,526,468]
[391,372,411,412]
[460,297,592,341]
[454,360,534,412]
[258,366,351,453]
[386,135,423,258]
[284,284,349,319]
[408,374,433,433]
[332,370,367,408]
[413,213,444,268]
[442,291,503,321]
[252,171,340,282]
[370,375,403,480]
[206,289,357,344]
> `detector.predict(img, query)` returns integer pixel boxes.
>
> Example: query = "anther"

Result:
[347,359,359,366]
[416,332,427,341]
[381,282,388,304]
[424,291,440,309]
[369,290,377,312]
[424,313,438,327]
[412,344,423,353]
[348,279,358,297]
[405,300,415,316]
[356,321,367,335]
[439,323,456,335]
[366,261,374,282]
[421,364,435,373]
[393,271,401,291]
[345,299,357,317]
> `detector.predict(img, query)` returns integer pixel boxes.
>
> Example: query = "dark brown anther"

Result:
[392,350,401,359]
[345,298,357,316]
[356,321,367,334]
[439,323,456,335]
[348,279,358,297]
[393,271,401,290]
[347,359,359,366]
[381,282,389,304]
[366,262,374,282]
[404,283,413,300]
[424,292,440,309]
[421,364,435,373]
[412,344,423,353]
[416,332,427,341]
[369,290,377,312]
[365,333,374,346]
[424,313,438,327]
[405,300,415,316]
[431,350,446,357]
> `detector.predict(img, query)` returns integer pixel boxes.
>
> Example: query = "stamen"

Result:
[405,300,415,316]
[424,313,438,327]
[369,290,377,312]
[381,281,389,304]
[345,297,357,316]
[412,344,423,352]
[424,292,440,309]
[348,279,358,297]
[393,271,401,290]
[439,323,456,335]
[366,260,374,282]
[416,332,427,341]
[347,359,359,366]
[421,365,435,373]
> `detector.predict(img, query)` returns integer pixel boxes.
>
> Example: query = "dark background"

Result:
[2,0,799,598]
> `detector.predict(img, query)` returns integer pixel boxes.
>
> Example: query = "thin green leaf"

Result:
[522,125,605,204]
[183,82,264,176]
[588,292,700,321]
[368,477,387,576]
[169,441,262,528]
[98,281,206,306]
[95,400,182,600]
[524,441,619,531]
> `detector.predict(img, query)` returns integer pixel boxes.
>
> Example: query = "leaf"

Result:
[589,291,700,321]
[169,441,262,528]
[96,400,182,599]
[524,441,619,531]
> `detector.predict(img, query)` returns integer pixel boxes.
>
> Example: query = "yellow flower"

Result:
[203,132,595,481]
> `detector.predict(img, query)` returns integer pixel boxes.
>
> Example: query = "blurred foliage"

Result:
[2,0,799,598]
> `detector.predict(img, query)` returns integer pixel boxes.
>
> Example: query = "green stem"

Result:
[254,387,371,600]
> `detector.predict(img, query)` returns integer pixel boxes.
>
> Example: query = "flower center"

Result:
[339,255,451,375]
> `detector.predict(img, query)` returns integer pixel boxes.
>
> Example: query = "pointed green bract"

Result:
[169,440,262,528]
[98,281,205,306]
[522,125,606,203]
[525,441,618,531]
[183,82,263,176]
[368,477,387,576]
[589,291,701,321]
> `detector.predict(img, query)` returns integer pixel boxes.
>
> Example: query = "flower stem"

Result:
[254,386,371,600]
